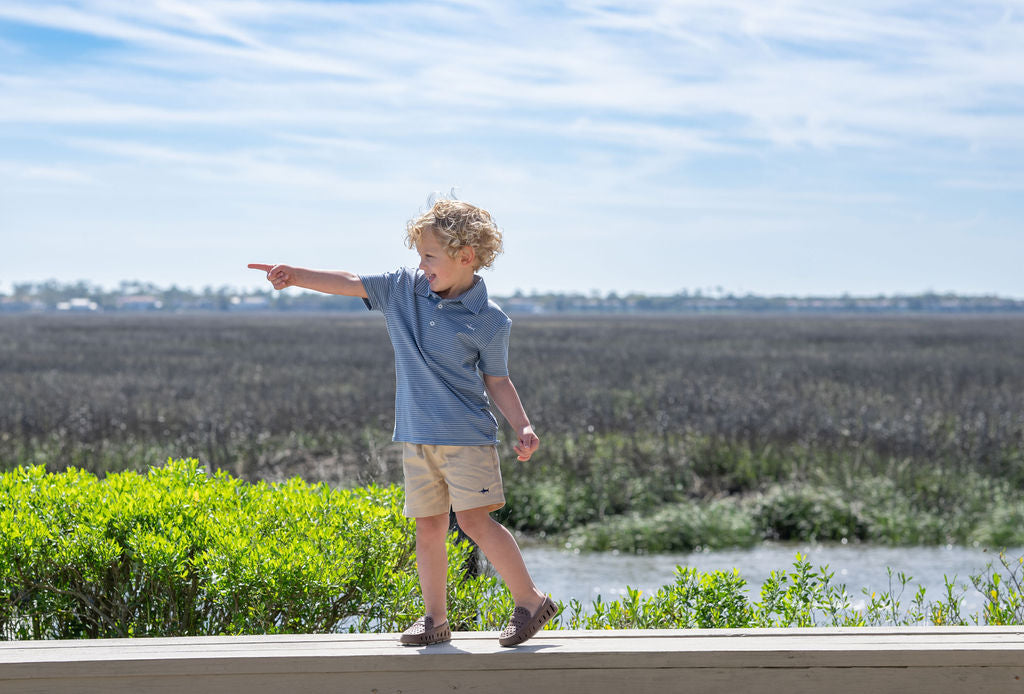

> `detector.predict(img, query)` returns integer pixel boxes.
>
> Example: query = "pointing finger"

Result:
[247,263,273,272]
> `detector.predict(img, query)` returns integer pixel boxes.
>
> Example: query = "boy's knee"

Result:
[415,513,449,540]
[453,508,492,539]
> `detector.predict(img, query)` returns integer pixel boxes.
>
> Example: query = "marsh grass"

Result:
[554,466,1024,552]
[2,313,1023,550]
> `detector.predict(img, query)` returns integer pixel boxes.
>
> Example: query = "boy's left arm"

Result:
[483,373,540,461]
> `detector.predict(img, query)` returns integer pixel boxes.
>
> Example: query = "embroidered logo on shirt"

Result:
[466,324,476,331]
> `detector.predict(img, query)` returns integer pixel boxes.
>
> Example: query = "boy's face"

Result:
[415,230,475,299]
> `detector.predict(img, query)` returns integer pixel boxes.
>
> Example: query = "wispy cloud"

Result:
[0,161,95,184]
[2,0,1019,195]
[3,0,1022,153]
[2,0,1022,295]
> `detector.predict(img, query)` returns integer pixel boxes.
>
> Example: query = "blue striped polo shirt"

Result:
[360,267,512,446]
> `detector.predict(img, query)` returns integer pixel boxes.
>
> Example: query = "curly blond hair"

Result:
[404,198,503,270]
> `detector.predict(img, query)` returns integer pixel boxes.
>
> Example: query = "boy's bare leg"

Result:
[415,513,451,625]
[454,507,546,612]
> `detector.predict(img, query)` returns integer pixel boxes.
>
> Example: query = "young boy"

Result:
[248,198,556,647]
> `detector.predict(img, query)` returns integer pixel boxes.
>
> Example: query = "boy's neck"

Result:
[437,273,476,299]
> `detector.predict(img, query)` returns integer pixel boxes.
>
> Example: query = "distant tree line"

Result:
[0,280,366,313]
[2,280,1022,314]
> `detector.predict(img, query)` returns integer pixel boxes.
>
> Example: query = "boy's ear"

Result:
[459,245,476,267]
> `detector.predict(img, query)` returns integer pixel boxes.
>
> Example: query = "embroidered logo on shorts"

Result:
[479,487,489,494]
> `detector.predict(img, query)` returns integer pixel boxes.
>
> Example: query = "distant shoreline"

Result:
[4,282,1023,315]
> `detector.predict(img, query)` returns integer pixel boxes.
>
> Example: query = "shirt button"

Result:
[438,304,444,309]
[429,321,436,326]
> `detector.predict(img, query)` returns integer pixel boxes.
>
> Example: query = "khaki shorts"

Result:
[402,443,506,518]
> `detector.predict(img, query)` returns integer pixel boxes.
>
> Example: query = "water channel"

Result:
[521,543,1024,616]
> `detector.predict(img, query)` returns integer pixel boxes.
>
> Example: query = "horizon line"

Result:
[3,279,1024,303]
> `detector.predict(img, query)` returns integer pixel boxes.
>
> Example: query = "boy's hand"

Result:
[248,263,296,291]
[514,425,539,462]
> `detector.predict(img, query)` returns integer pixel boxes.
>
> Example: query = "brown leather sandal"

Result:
[499,596,558,647]
[400,616,451,646]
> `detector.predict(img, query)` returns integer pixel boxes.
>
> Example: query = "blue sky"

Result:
[2,1,1022,298]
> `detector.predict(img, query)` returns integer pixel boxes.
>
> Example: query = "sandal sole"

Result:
[400,621,451,646]
[499,597,558,647]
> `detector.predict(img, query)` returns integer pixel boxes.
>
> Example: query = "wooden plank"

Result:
[2,666,1023,694]
[1,628,1022,694]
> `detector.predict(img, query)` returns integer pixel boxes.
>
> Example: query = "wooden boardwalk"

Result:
[1,627,1022,693]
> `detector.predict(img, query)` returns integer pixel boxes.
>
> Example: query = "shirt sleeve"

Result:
[359,269,402,312]
[478,318,511,377]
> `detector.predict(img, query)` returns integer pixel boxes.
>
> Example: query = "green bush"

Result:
[4,461,1021,639]
[555,471,1024,553]
[561,498,757,553]
[553,552,1024,629]
[753,484,869,543]
[973,554,1024,626]
[0,460,508,639]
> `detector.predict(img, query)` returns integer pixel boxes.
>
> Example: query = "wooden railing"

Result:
[2,627,1022,693]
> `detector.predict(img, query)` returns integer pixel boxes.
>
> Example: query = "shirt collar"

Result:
[414,270,489,314]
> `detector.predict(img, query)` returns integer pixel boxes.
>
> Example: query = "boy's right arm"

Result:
[247,263,368,298]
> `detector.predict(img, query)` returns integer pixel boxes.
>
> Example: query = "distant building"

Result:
[56,298,99,312]
[229,295,271,311]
